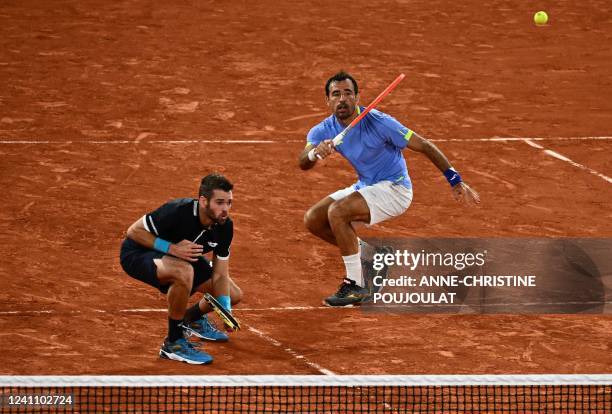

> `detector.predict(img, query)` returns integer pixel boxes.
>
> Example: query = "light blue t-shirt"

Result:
[306,107,413,189]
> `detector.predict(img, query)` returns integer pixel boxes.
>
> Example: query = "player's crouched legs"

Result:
[324,194,373,307]
[156,258,213,364]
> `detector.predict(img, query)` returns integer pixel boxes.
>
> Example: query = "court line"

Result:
[0,306,335,316]
[117,306,337,313]
[523,139,612,184]
[2,134,609,189]
[247,326,336,375]
[0,140,277,144]
[433,136,612,142]
[284,112,328,122]
[1,136,611,144]
[1,299,610,317]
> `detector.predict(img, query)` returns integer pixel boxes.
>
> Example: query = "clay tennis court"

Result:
[1,0,611,385]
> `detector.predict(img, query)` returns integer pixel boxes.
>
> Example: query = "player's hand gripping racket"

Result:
[316,73,406,160]
[204,293,241,331]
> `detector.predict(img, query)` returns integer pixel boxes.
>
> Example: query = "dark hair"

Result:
[325,71,359,97]
[199,173,233,199]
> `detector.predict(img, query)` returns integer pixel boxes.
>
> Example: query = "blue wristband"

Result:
[443,168,462,187]
[153,237,171,254]
[217,295,231,311]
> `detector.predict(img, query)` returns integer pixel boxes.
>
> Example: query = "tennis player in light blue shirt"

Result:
[299,71,480,307]
[307,106,413,190]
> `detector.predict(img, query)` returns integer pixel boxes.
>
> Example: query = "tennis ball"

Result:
[534,11,548,26]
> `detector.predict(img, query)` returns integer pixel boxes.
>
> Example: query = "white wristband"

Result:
[307,148,317,162]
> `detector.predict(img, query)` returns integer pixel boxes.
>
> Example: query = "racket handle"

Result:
[314,130,346,161]
[332,129,348,146]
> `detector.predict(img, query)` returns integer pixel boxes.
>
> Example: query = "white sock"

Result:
[343,253,364,287]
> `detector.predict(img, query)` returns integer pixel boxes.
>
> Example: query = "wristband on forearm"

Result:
[153,237,171,253]
[443,168,462,187]
[217,295,231,311]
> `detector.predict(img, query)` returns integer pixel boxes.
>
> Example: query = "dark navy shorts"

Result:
[120,238,213,295]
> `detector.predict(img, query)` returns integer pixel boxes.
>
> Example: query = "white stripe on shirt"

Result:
[147,215,160,236]
[141,215,150,232]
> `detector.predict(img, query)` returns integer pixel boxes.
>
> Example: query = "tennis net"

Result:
[0,374,610,413]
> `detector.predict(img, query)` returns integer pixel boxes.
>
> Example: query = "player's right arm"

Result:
[126,217,203,262]
[298,140,334,170]
[299,123,336,170]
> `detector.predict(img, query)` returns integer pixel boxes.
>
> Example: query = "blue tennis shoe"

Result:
[183,315,229,342]
[159,337,213,365]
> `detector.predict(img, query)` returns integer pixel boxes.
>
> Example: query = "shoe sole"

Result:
[322,298,367,308]
[159,349,213,365]
[183,327,229,342]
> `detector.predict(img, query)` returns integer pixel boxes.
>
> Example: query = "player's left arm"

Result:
[210,220,234,311]
[407,132,480,204]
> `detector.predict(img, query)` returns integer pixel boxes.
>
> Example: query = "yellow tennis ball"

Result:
[534,11,548,26]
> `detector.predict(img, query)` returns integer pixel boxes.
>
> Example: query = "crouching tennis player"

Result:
[120,173,242,364]
[299,71,480,307]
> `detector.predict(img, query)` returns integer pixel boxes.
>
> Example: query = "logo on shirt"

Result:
[208,242,218,247]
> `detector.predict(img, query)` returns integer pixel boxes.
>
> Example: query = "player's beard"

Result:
[205,203,228,224]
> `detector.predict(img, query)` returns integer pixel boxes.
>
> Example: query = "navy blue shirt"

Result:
[143,198,232,259]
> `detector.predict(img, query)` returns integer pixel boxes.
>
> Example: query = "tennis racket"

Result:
[204,293,241,331]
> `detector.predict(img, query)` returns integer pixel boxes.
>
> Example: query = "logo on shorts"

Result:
[208,242,218,247]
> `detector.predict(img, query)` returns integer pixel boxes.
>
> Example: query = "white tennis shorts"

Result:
[329,181,413,225]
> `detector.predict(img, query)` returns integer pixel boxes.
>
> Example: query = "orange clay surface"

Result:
[0,0,610,375]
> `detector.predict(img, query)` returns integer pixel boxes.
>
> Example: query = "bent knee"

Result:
[161,260,194,289]
[327,200,351,222]
[174,271,194,290]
